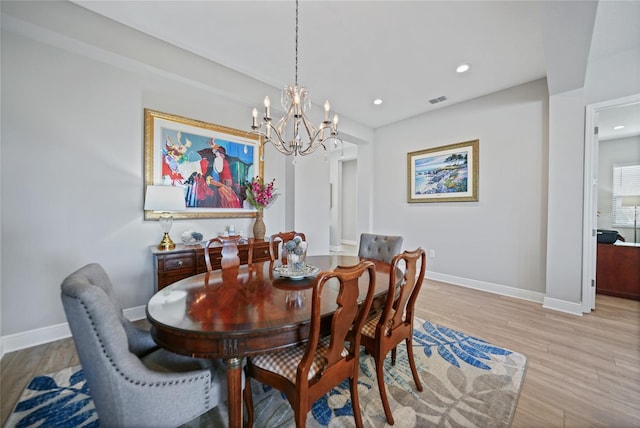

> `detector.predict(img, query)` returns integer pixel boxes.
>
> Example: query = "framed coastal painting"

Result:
[407,139,479,203]
[144,109,263,219]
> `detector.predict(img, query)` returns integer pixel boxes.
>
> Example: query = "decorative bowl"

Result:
[181,230,204,246]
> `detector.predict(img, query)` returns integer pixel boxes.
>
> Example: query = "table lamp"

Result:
[144,185,186,250]
[621,195,640,243]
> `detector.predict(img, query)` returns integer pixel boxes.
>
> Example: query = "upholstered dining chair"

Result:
[269,231,307,265]
[60,263,247,428]
[244,260,377,428]
[358,233,404,264]
[360,248,426,425]
[205,235,253,272]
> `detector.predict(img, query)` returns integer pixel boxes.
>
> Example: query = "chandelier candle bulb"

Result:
[252,108,258,127]
[324,100,330,121]
[264,96,270,118]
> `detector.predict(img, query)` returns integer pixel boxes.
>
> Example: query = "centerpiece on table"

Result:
[284,236,308,273]
[243,176,277,240]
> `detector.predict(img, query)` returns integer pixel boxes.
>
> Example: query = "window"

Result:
[612,164,640,227]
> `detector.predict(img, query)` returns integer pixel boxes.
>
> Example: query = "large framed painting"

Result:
[407,139,479,203]
[144,109,263,219]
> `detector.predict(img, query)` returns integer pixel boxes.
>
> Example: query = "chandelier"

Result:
[250,0,341,158]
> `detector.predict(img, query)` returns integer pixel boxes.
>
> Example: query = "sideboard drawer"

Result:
[252,243,271,262]
[161,254,195,271]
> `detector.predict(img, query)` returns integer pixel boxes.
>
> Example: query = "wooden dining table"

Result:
[146,254,394,428]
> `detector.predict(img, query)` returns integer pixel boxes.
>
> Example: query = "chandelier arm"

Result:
[274,108,295,137]
[265,125,295,156]
[299,141,323,156]
[299,133,343,156]
[271,141,296,156]
[315,123,333,141]
[296,110,340,155]
[298,113,319,143]
[249,126,295,156]
[298,141,327,156]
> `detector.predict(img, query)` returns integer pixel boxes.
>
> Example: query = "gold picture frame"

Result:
[407,139,479,203]
[144,109,263,219]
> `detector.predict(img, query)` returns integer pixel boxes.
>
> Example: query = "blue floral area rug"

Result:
[4,318,527,428]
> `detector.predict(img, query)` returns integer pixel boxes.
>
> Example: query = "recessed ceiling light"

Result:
[373,98,383,105]
[456,64,471,73]
[613,125,625,130]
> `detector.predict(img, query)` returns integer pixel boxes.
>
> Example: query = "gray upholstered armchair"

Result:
[60,263,235,428]
[358,233,404,264]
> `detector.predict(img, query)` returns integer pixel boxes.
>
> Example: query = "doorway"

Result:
[341,159,358,245]
[329,141,358,253]
[582,94,640,312]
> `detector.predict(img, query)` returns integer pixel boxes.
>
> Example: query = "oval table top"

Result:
[146,254,393,359]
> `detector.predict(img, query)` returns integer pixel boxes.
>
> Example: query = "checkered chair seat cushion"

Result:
[250,336,348,383]
[361,309,396,338]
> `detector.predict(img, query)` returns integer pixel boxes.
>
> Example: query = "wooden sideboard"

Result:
[151,240,274,290]
[596,242,640,300]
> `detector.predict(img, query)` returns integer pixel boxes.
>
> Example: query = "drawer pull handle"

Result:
[177,260,184,266]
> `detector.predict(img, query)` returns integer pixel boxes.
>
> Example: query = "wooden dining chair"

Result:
[204,236,253,272]
[269,231,307,265]
[244,260,377,428]
[360,247,426,425]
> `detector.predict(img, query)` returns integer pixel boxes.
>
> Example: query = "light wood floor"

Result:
[2,280,639,427]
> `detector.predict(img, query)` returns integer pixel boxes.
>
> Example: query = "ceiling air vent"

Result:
[429,96,448,104]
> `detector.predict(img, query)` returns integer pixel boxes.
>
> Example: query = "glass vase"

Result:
[287,249,306,273]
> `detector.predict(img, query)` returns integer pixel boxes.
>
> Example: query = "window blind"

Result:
[612,164,640,227]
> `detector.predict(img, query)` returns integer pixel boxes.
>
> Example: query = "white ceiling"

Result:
[72,1,638,133]
[599,103,640,142]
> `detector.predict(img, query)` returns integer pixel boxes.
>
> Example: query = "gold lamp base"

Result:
[157,232,176,251]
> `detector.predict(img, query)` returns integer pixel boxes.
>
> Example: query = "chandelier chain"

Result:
[295,0,299,87]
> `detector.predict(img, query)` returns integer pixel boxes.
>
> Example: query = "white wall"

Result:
[294,154,330,256]
[597,136,640,241]
[544,89,587,311]
[374,79,549,298]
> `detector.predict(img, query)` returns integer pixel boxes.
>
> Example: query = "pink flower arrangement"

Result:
[244,176,277,210]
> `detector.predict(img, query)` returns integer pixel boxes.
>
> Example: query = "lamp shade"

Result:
[621,195,640,207]
[144,185,186,212]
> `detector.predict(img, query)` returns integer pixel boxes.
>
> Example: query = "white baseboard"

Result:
[542,296,584,316]
[1,305,147,358]
[2,322,71,358]
[341,240,358,246]
[426,271,546,304]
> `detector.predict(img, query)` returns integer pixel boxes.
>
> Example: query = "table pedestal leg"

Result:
[225,357,243,428]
